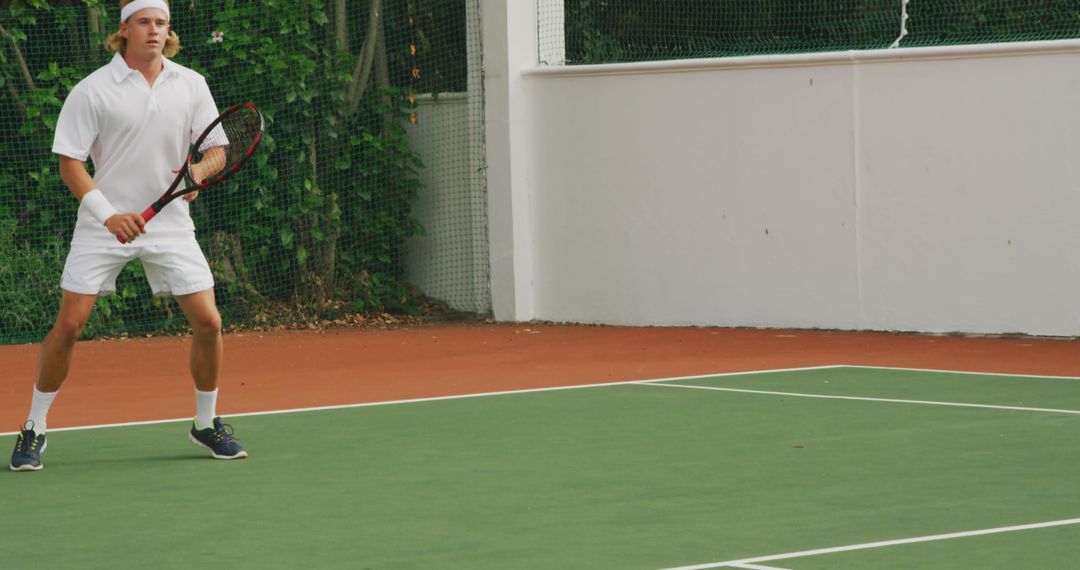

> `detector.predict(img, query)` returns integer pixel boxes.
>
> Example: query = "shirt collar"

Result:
[108,52,181,83]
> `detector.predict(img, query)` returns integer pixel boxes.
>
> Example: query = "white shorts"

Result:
[61,239,215,297]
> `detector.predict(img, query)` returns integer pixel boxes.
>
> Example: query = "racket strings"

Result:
[192,106,262,186]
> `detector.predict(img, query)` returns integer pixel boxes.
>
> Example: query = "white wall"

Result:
[854,51,1080,334]
[511,42,1080,335]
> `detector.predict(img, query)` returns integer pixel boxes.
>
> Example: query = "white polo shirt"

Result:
[53,52,220,246]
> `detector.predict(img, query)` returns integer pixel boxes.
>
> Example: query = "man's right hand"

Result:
[105,213,147,243]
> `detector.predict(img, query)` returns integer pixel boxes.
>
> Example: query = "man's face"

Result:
[120,8,169,60]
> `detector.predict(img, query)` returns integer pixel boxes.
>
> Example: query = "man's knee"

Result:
[49,292,97,344]
[190,310,222,338]
[51,314,88,343]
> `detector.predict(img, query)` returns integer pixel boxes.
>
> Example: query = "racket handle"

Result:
[115,207,158,244]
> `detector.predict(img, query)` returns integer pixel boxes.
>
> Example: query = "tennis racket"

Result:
[117,102,264,243]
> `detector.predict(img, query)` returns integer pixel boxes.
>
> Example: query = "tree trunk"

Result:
[4,80,26,118]
[0,24,36,92]
[374,22,392,134]
[346,0,383,115]
[335,0,347,49]
[0,23,34,118]
[88,5,101,54]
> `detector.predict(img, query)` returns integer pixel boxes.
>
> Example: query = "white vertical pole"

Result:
[537,0,566,65]
[482,0,537,321]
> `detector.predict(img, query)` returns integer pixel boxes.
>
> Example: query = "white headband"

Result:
[121,0,170,22]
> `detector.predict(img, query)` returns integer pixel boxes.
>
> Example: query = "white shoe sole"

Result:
[189,432,248,460]
[10,463,43,472]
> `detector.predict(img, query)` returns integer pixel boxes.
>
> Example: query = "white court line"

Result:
[657,517,1080,570]
[842,364,1080,381]
[727,564,791,570]
[635,382,1080,415]
[0,365,846,437]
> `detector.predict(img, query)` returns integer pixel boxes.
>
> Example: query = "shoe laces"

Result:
[15,421,37,455]
[212,422,237,444]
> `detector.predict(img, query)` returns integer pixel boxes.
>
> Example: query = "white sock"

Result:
[195,388,218,430]
[27,386,58,434]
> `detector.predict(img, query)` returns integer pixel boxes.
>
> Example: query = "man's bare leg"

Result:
[36,291,98,392]
[11,291,97,471]
[175,288,246,459]
[175,288,223,392]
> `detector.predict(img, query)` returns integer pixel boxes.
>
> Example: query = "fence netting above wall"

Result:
[542,0,1080,65]
[0,0,487,345]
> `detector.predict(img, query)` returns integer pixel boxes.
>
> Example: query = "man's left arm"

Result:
[184,75,223,202]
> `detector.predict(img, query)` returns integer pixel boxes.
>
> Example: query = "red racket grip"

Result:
[115,207,158,244]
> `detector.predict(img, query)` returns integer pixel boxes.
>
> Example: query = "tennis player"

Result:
[10,0,247,471]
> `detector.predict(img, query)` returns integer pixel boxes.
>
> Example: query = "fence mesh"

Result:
[0,0,487,345]
[544,0,1080,65]
[903,0,1080,47]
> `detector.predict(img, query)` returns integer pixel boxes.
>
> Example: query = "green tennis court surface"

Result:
[3,366,1079,569]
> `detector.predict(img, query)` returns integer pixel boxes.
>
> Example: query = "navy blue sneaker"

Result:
[10,421,46,472]
[189,417,248,460]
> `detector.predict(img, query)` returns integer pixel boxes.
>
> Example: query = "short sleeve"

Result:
[191,75,220,141]
[52,85,98,161]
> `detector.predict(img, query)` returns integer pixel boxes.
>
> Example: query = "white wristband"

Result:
[81,189,119,226]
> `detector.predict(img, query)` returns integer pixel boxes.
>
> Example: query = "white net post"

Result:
[537,0,565,65]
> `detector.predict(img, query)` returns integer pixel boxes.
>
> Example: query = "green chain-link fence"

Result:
[548,0,1080,65]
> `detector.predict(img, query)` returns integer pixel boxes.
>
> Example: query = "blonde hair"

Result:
[106,0,181,57]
